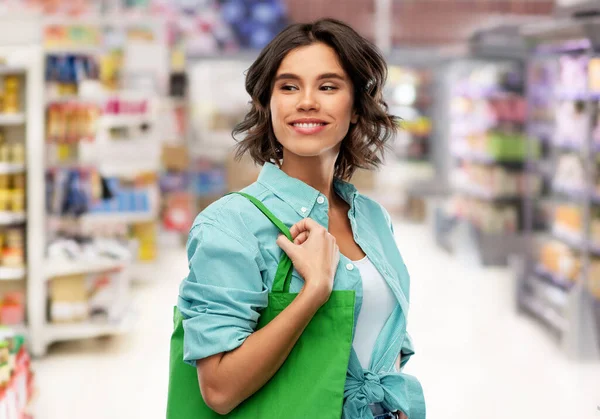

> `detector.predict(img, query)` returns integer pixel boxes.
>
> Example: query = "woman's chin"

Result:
[286,147,333,158]
[283,141,339,159]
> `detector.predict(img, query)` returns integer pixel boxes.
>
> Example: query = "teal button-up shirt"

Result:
[178,162,426,418]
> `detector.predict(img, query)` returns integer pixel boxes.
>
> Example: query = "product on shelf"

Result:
[47,236,132,323]
[486,132,537,160]
[49,269,123,324]
[539,241,582,282]
[593,209,600,245]
[131,222,157,262]
[46,102,100,143]
[162,192,194,234]
[89,176,154,215]
[384,65,433,161]
[588,57,600,92]
[0,293,25,326]
[592,111,600,147]
[49,274,88,323]
[453,162,542,198]
[103,97,148,115]
[0,172,25,214]
[0,332,34,418]
[448,196,519,233]
[554,154,585,192]
[553,204,583,235]
[46,167,103,217]
[0,229,25,268]
[161,145,189,172]
[44,22,102,48]
[193,164,227,198]
[455,131,537,163]
[0,131,25,167]
[0,76,21,114]
[555,100,588,145]
[45,54,100,98]
[590,258,600,298]
[558,54,588,93]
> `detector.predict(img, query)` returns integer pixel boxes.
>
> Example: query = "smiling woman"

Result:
[271,43,358,162]
[233,19,399,181]
[174,18,423,419]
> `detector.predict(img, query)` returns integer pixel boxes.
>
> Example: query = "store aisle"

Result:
[31,221,600,419]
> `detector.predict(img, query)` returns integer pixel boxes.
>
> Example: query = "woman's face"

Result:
[270,42,357,161]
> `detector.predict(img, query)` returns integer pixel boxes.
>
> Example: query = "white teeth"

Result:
[293,123,325,128]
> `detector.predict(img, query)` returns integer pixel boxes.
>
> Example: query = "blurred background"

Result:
[0,0,597,418]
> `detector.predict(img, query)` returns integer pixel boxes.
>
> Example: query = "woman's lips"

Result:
[289,122,328,135]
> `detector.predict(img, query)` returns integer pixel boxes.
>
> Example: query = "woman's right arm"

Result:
[196,218,339,415]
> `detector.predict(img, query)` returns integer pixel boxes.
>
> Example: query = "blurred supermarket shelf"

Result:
[0,66,26,76]
[49,210,158,227]
[44,257,127,280]
[0,267,26,281]
[0,163,25,174]
[534,264,575,291]
[81,211,157,225]
[0,212,26,225]
[554,89,600,101]
[0,324,28,339]
[43,309,135,344]
[0,114,26,125]
[519,294,568,332]
[551,224,600,256]
[99,114,153,128]
[44,45,104,55]
[453,183,524,202]
[552,140,583,152]
[528,273,569,308]
[552,182,587,200]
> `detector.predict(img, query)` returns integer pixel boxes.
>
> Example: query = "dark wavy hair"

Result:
[233,18,399,181]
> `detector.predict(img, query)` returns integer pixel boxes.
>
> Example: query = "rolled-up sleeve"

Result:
[178,221,269,365]
[400,332,415,370]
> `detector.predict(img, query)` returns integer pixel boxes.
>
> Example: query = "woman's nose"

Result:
[296,90,320,112]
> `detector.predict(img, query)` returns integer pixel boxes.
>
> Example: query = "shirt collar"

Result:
[257,163,359,218]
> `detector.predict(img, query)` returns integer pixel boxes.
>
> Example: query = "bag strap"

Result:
[228,192,294,293]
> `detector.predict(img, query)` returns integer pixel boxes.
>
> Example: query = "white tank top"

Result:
[352,255,397,368]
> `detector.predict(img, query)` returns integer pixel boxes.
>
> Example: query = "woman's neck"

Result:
[280,156,338,207]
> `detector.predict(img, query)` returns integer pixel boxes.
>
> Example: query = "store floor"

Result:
[31,221,600,419]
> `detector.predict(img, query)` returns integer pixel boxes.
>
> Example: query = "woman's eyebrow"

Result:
[274,73,300,82]
[274,72,347,82]
[317,72,346,81]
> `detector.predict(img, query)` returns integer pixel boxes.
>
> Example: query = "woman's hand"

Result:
[276,218,339,307]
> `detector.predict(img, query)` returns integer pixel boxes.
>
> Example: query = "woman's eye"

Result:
[281,85,298,91]
[321,85,338,91]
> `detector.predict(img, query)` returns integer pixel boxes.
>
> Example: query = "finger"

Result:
[289,218,317,238]
[276,234,297,257]
[289,218,321,238]
[294,231,309,245]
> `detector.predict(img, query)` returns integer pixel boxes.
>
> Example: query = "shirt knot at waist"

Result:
[343,368,426,419]
[343,369,391,418]
[358,371,385,404]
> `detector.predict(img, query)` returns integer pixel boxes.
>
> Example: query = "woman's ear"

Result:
[351,111,359,124]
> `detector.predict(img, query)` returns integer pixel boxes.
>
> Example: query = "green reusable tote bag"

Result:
[167,192,356,419]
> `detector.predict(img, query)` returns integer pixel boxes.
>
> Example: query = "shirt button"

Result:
[301,207,307,213]
[317,196,325,204]
[346,263,354,271]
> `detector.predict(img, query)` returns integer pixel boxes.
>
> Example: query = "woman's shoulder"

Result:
[354,192,393,227]
[190,181,270,236]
